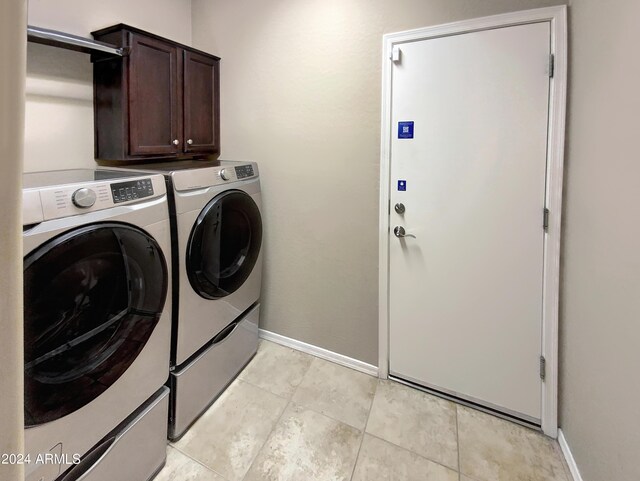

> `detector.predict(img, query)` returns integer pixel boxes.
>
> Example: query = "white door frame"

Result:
[378,5,567,437]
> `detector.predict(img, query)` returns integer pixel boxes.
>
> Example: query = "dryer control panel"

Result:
[171,162,259,192]
[234,164,255,179]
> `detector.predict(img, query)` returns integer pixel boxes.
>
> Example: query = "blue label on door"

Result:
[398,121,414,139]
[397,180,407,191]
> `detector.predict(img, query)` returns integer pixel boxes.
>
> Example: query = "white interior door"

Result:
[388,22,551,421]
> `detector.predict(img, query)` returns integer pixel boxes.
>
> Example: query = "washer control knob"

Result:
[72,188,97,208]
[219,168,230,181]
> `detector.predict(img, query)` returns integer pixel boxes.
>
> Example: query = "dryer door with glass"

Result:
[186,189,262,299]
[23,222,168,427]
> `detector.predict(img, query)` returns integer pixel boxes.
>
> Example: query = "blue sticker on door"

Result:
[398,121,414,139]
[397,180,407,191]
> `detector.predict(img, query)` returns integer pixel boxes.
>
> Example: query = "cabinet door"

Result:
[128,34,181,156]
[183,50,220,154]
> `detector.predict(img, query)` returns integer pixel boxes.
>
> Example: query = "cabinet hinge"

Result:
[540,355,546,381]
[543,208,550,232]
[549,54,555,78]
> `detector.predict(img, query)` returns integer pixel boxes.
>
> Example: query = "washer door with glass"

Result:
[187,190,262,299]
[23,222,168,427]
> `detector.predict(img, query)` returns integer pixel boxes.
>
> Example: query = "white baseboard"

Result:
[258,329,379,377]
[558,429,583,481]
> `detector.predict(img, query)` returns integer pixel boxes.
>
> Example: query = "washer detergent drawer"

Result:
[56,387,169,481]
[169,304,259,440]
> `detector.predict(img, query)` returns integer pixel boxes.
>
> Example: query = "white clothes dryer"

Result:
[22,169,172,481]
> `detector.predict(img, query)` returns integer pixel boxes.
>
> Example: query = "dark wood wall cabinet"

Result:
[92,24,220,162]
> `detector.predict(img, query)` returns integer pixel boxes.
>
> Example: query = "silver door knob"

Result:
[394,203,405,214]
[187,139,193,145]
[173,139,179,145]
[394,226,416,239]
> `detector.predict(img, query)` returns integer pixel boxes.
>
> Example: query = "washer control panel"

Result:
[24,174,166,224]
[111,178,154,204]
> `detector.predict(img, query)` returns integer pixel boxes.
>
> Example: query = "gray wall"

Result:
[191,0,565,365]
[560,1,640,480]
[0,1,26,480]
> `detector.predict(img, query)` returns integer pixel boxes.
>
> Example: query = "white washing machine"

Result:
[113,160,262,440]
[22,169,172,481]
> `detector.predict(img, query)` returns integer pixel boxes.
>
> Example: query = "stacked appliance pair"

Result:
[117,160,262,440]
[21,160,262,481]
[22,169,172,481]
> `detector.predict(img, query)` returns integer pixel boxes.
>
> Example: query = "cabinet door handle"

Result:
[187,139,193,145]
[172,139,179,146]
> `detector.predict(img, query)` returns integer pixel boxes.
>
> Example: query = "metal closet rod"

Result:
[27,25,125,57]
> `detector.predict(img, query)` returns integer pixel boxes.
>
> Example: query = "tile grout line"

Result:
[171,377,291,481]
[362,380,460,474]
[237,344,317,402]
[285,355,376,431]
[238,350,314,481]
[287,401,369,433]
[364,431,459,475]
[236,344,315,481]
[239,399,293,481]
[347,379,379,481]
[168,444,230,481]
[456,404,461,481]
[235,374,297,404]
[235,344,315,403]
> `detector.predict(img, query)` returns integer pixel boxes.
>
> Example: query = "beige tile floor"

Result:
[156,340,571,481]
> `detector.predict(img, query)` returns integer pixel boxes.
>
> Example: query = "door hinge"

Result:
[539,355,546,381]
[549,54,555,78]
[388,200,391,215]
[543,208,550,232]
